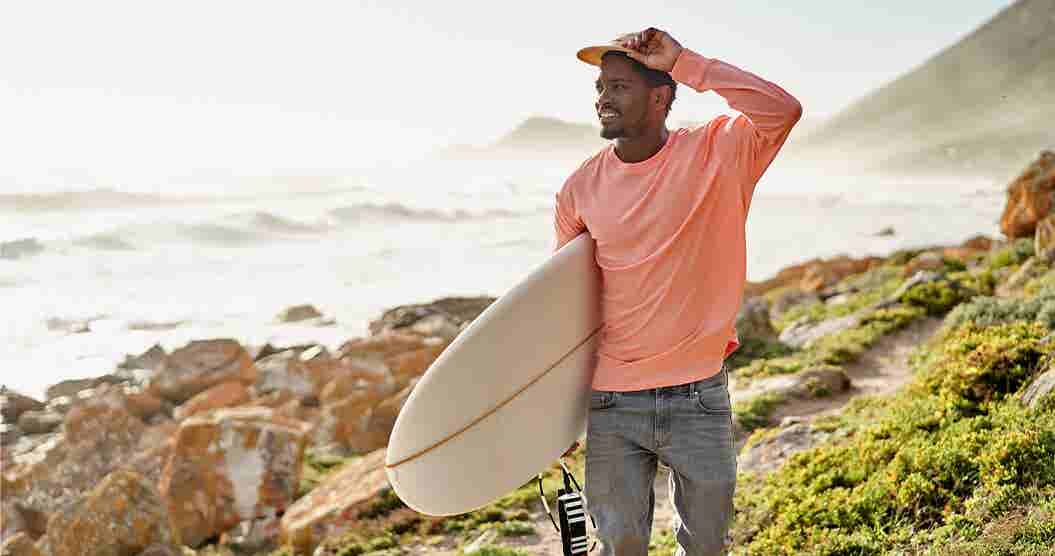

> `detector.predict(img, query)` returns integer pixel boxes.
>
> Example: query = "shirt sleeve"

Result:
[553,179,586,252]
[671,48,803,212]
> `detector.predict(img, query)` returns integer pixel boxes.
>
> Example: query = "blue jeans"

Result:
[584,364,736,556]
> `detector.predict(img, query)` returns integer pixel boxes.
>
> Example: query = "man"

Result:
[553,28,802,556]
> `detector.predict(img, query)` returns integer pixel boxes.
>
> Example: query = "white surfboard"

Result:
[385,233,601,516]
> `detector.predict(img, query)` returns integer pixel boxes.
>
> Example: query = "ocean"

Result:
[0,158,1004,398]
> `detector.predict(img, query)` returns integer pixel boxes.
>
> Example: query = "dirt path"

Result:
[766,316,943,425]
[407,316,945,555]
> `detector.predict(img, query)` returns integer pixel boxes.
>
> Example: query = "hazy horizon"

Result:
[1,1,1015,190]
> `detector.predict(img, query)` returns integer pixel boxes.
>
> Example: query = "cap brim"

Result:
[576,44,636,67]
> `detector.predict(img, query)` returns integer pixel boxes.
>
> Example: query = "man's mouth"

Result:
[599,110,620,124]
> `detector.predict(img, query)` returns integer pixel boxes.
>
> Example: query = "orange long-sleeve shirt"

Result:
[554,48,802,391]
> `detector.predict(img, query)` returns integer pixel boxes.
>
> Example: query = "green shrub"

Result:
[731,320,1055,555]
[988,238,1035,270]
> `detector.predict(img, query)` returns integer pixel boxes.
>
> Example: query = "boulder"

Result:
[158,407,311,547]
[740,422,829,475]
[318,365,390,405]
[2,499,29,543]
[736,297,777,341]
[778,314,862,349]
[1020,367,1055,409]
[278,448,390,554]
[312,387,390,452]
[368,296,495,338]
[1,423,20,446]
[1036,214,1055,262]
[43,469,177,556]
[117,344,167,372]
[903,251,945,276]
[45,375,123,401]
[739,367,851,403]
[962,235,994,251]
[4,403,145,523]
[998,257,1048,296]
[276,304,323,323]
[133,545,183,556]
[1000,150,1055,238]
[0,533,42,556]
[149,339,256,403]
[768,288,821,323]
[15,411,62,435]
[879,270,942,308]
[386,343,449,388]
[255,349,338,401]
[173,381,250,420]
[0,388,44,424]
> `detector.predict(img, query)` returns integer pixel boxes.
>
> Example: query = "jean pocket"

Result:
[695,382,732,415]
[590,390,615,410]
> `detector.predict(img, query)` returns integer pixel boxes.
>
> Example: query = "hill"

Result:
[791,0,1055,179]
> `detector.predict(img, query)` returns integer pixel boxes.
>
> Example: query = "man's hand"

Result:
[615,27,683,73]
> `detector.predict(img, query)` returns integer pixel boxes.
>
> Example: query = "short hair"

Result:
[602,51,677,114]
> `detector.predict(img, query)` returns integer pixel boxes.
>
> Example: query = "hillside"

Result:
[791,0,1055,179]
[437,116,606,160]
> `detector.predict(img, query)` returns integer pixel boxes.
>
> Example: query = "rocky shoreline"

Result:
[3,152,1054,556]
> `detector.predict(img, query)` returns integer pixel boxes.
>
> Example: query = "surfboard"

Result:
[385,233,602,516]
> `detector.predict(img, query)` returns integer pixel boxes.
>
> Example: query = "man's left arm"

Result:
[618,28,803,210]
[671,49,803,208]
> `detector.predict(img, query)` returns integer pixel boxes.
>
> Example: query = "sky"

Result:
[0,0,1014,189]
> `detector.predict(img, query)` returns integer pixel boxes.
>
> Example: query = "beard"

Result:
[600,122,625,140]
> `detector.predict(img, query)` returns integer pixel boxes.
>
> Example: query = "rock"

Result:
[368,296,495,338]
[463,529,500,554]
[998,257,1048,295]
[740,423,828,475]
[218,512,282,553]
[903,251,945,276]
[118,344,167,372]
[312,386,392,451]
[44,396,74,415]
[150,339,256,403]
[318,366,390,405]
[125,422,180,487]
[0,532,42,556]
[742,367,851,402]
[799,256,883,293]
[1020,367,1055,409]
[173,381,251,420]
[879,270,942,308]
[1,388,44,424]
[134,545,183,556]
[255,350,334,401]
[159,407,311,547]
[768,288,821,323]
[1000,150,1055,238]
[44,317,92,334]
[0,238,44,260]
[386,343,449,388]
[875,226,895,237]
[44,469,177,556]
[45,375,123,401]
[2,499,29,543]
[276,304,323,323]
[962,235,994,251]
[4,403,145,523]
[1036,214,1055,262]
[16,411,63,435]
[736,297,777,341]
[355,382,416,453]
[778,314,862,349]
[1,423,20,446]
[278,448,390,554]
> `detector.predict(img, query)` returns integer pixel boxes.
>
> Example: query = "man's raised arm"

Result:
[671,48,802,190]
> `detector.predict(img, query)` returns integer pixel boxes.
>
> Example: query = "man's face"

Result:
[595,55,655,140]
